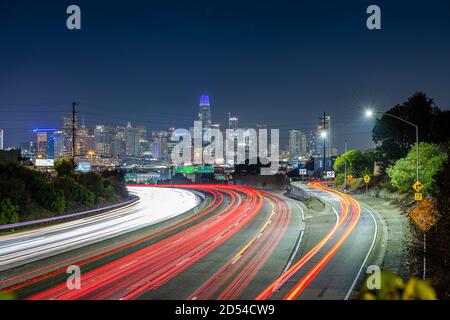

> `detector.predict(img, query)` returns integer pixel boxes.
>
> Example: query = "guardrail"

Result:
[0,196,140,231]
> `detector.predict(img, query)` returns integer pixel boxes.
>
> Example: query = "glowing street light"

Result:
[320,131,327,138]
[365,109,374,118]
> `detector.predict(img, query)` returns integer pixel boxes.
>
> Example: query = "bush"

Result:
[0,199,20,225]
[387,143,447,194]
[54,157,75,177]
[55,176,96,208]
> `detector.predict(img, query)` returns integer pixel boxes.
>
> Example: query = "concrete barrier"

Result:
[289,183,311,201]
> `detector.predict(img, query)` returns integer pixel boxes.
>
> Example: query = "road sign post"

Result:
[363,175,370,195]
[409,199,439,280]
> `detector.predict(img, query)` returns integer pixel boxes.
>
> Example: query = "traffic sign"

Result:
[412,181,424,193]
[326,171,335,178]
[347,175,353,181]
[364,175,371,184]
[414,193,423,201]
[299,169,307,175]
[409,199,439,232]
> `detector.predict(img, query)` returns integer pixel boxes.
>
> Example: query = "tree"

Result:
[54,157,75,177]
[386,143,447,194]
[372,92,444,165]
[333,149,375,177]
[426,157,450,297]
[0,199,20,225]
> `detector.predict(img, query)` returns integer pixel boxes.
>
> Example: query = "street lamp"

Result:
[366,109,425,279]
[364,109,374,118]
[320,131,327,138]
[365,109,419,183]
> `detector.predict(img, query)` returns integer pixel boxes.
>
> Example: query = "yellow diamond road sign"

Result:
[412,181,424,192]
[409,199,438,232]
[364,175,370,184]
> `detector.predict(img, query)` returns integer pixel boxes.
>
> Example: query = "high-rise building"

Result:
[20,142,34,158]
[34,129,54,159]
[198,95,211,129]
[94,125,112,157]
[151,130,169,160]
[0,129,3,150]
[112,126,126,157]
[228,114,238,130]
[289,130,307,159]
[125,122,141,158]
[76,118,90,157]
[51,131,66,159]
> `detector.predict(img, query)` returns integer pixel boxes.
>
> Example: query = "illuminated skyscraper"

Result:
[198,95,211,129]
[125,122,141,158]
[94,125,112,157]
[0,129,3,150]
[34,129,55,159]
[289,130,307,159]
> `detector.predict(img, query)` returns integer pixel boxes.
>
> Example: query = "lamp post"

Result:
[365,110,419,183]
[365,109,423,278]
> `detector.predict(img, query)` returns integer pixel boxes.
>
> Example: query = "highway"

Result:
[0,187,200,271]
[0,183,379,300]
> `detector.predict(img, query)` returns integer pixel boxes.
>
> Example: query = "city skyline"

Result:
[1,1,450,150]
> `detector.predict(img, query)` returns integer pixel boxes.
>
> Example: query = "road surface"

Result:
[0,183,381,300]
[0,187,200,271]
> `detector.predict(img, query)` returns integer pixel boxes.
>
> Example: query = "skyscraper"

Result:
[94,125,112,157]
[0,129,3,150]
[52,131,66,159]
[151,130,169,160]
[112,126,126,157]
[125,122,141,158]
[198,95,211,129]
[34,129,54,158]
[76,118,90,157]
[289,130,307,159]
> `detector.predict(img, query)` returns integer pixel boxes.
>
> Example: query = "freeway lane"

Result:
[28,185,267,299]
[257,182,377,300]
[0,187,201,271]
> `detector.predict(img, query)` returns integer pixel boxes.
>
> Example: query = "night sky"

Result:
[1,0,450,151]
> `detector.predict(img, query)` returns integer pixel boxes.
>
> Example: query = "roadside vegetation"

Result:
[0,157,129,225]
[359,269,436,300]
[333,92,450,298]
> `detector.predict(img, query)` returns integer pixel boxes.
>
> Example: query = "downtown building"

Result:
[289,130,308,160]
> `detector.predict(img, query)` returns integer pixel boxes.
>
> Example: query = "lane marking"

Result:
[282,202,305,273]
[344,201,378,300]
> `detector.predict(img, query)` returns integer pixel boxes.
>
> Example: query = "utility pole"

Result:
[344,140,348,193]
[323,112,326,176]
[71,102,78,161]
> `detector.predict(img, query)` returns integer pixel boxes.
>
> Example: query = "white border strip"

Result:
[344,201,378,300]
